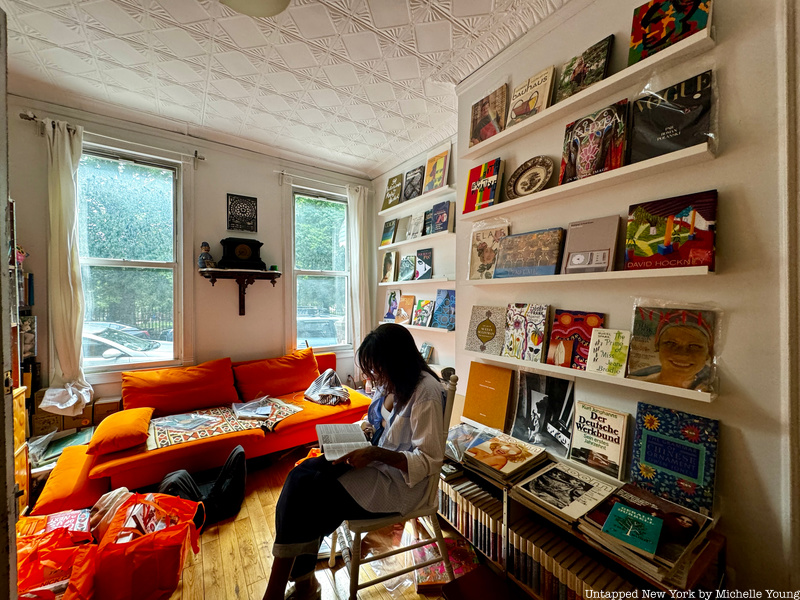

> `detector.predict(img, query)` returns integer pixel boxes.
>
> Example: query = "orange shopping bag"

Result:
[17,528,97,600]
[94,493,202,600]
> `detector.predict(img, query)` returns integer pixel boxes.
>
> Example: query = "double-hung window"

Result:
[293,190,350,350]
[77,149,180,372]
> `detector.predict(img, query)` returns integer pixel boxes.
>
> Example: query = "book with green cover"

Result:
[41,427,95,464]
[601,502,663,558]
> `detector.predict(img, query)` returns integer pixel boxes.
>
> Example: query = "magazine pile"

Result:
[464,432,547,485]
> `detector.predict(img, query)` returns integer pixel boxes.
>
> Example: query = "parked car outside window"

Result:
[82,328,173,369]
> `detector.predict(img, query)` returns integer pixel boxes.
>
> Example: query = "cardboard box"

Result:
[63,403,93,430]
[34,387,48,409]
[32,412,62,437]
[93,396,122,425]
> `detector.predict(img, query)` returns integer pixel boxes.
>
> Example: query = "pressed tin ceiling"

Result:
[1,0,568,178]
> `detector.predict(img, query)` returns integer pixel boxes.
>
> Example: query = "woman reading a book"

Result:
[263,324,445,600]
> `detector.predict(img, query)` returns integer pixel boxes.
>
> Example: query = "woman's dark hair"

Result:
[357,323,439,409]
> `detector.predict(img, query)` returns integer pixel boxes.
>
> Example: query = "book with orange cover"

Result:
[462,361,513,431]
[395,295,416,325]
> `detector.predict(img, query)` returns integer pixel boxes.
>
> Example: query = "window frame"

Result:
[77,145,184,376]
[290,187,352,352]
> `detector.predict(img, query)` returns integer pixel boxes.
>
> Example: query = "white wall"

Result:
[452,0,793,589]
[9,95,370,395]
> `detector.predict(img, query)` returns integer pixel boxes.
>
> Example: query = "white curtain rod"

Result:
[274,169,349,190]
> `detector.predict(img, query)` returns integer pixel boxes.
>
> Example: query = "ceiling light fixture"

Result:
[220,0,290,18]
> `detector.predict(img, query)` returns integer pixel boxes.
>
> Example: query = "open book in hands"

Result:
[316,423,370,461]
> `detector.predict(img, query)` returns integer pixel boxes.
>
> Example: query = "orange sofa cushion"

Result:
[31,445,109,515]
[233,347,320,400]
[88,407,153,456]
[122,358,239,417]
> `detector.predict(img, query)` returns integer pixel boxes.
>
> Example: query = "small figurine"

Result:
[198,241,213,269]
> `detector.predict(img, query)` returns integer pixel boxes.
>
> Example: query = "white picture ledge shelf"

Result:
[380,321,455,333]
[378,185,456,218]
[463,350,714,402]
[378,276,454,287]
[460,143,714,222]
[461,29,715,161]
[464,266,711,285]
[378,231,455,252]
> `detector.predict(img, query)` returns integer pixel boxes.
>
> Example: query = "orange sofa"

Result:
[83,350,372,490]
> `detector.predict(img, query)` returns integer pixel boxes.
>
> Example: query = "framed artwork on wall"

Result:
[227,193,257,232]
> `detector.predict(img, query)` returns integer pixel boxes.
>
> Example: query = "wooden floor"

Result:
[168,448,447,600]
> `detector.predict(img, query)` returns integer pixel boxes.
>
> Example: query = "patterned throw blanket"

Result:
[147,400,302,450]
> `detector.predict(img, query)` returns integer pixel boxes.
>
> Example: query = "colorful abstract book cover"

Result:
[501,303,548,362]
[395,295,416,325]
[465,305,506,355]
[413,537,480,593]
[546,310,605,370]
[630,71,713,162]
[626,305,717,391]
[423,142,451,194]
[403,165,424,200]
[628,0,712,66]
[625,190,717,271]
[469,226,508,280]
[412,299,434,327]
[397,255,416,281]
[601,503,663,557]
[569,401,628,479]
[431,289,456,330]
[381,173,403,211]
[630,402,719,515]
[469,84,507,147]
[493,228,565,278]
[507,66,555,128]
[415,248,433,280]
[554,35,614,104]
[383,289,401,321]
[380,219,397,247]
[586,329,631,378]
[560,100,628,185]
[463,158,504,214]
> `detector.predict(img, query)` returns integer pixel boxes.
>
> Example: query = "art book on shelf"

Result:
[395,295,416,325]
[431,200,455,234]
[509,371,574,457]
[415,248,433,280]
[561,215,619,274]
[423,210,433,236]
[406,212,425,240]
[500,303,549,363]
[569,400,628,479]
[507,66,555,128]
[601,503,663,558]
[579,482,713,569]
[422,142,451,194]
[463,158,504,214]
[514,461,618,523]
[379,251,396,283]
[554,35,614,104]
[382,289,401,322]
[462,361,514,431]
[397,254,416,282]
[624,190,717,272]
[493,228,565,278]
[628,0,713,66]
[469,225,508,280]
[403,165,424,201]
[381,173,403,211]
[546,309,605,370]
[445,422,496,463]
[380,219,397,247]
[630,71,713,163]
[626,305,717,392]
[431,289,456,331]
[469,84,507,147]
[559,100,628,185]
[464,433,547,484]
[586,328,631,378]
[629,402,719,515]
[464,305,506,355]
[412,299,434,327]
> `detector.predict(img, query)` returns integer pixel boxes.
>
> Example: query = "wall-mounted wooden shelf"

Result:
[378,184,456,218]
[199,268,281,316]
[463,350,714,402]
[464,266,711,286]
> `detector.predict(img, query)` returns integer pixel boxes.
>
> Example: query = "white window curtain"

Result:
[40,119,93,416]
[346,184,373,354]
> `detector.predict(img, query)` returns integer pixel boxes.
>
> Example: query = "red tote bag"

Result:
[94,493,202,600]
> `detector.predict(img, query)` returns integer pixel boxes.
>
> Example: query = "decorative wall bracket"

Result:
[199,268,281,315]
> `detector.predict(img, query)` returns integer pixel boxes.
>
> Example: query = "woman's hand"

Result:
[333,446,381,469]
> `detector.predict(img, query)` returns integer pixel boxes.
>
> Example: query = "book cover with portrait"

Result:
[560,100,628,185]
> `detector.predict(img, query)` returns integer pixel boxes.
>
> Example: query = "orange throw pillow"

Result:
[233,348,320,400]
[87,407,153,456]
[31,445,109,516]
[122,357,238,416]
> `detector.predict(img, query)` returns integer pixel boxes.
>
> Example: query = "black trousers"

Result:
[273,456,393,579]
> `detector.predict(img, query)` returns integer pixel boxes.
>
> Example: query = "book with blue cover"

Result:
[431,201,455,233]
[431,289,456,330]
[601,503,663,558]
[630,402,719,515]
[493,228,565,278]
